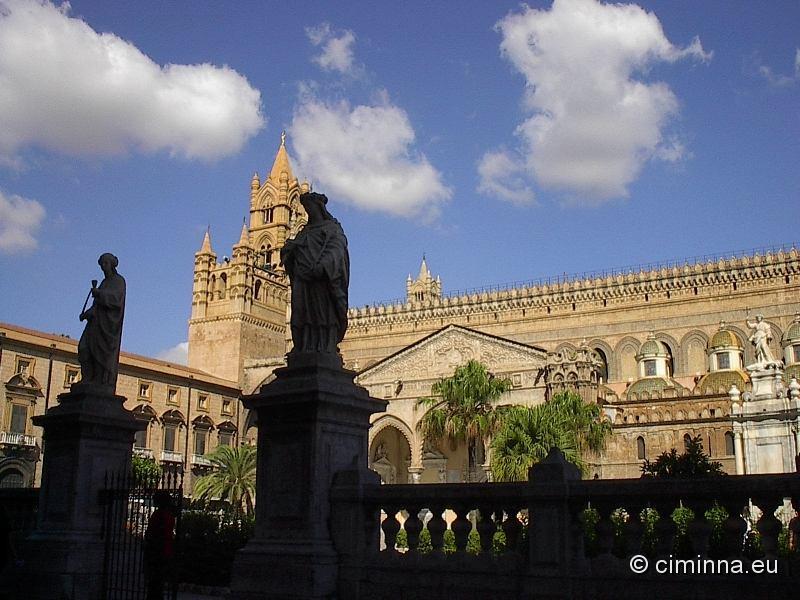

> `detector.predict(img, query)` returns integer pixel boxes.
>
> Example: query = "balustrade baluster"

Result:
[753,495,783,558]
[476,505,496,555]
[381,505,401,553]
[365,502,382,555]
[720,498,748,558]
[404,506,423,555]
[501,507,522,553]
[427,504,447,554]
[652,502,676,558]
[685,499,712,558]
[451,503,471,553]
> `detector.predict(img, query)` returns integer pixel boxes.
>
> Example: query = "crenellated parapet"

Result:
[347,246,800,330]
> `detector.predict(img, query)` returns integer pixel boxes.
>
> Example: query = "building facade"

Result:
[3,136,799,488]
[0,323,241,491]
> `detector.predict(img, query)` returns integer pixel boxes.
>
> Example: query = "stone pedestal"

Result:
[732,366,799,474]
[5,384,138,600]
[230,353,386,600]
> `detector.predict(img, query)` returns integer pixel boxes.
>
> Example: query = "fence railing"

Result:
[0,431,36,447]
[331,449,800,599]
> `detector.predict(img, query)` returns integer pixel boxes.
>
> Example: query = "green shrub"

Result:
[467,529,481,555]
[177,510,254,586]
[395,528,408,550]
[639,507,660,557]
[580,506,600,556]
[704,503,729,558]
[671,505,695,557]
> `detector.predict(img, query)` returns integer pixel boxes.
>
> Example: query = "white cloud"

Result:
[483,0,710,203]
[156,341,188,365]
[306,23,358,75]
[289,95,451,220]
[0,0,264,164]
[757,48,800,87]
[477,150,535,205]
[0,189,46,253]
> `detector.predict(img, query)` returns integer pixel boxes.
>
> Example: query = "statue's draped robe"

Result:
[78,273,126,386]
[283,218,349,352]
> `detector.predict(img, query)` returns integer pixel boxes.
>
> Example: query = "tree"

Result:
[131,454,161,486]
[490,391,612,481]
[641,435,725,478]
[417,360,512,481]
[193,444,257,515]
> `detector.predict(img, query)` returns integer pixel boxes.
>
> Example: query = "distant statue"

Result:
[746,313,777,366]
[281,192,349,354]
[78,253,126,389]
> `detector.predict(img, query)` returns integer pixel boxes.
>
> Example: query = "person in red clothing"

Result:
[144,491,176,600]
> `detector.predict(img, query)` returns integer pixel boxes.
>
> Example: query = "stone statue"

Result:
[746,313,777,367]
[281,192,349,354]
[78,253,126,389]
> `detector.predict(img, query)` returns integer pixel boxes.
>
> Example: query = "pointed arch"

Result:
[613,336,641,382]
[679,330,710,375]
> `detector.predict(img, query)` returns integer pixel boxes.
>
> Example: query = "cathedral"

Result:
[2,135,799,489]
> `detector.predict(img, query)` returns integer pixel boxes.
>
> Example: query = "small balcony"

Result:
[191,454,213,467]
[133,447,154,459]
[160,450,184,463]
[0,431,36,447]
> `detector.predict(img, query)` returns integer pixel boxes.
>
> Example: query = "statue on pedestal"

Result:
[281,192,349,355]
[78,253,126,390]
[746,313,778,368]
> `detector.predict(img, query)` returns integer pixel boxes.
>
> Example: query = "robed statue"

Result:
[281,192,349,354]
[746,313,777,367]
[78,253,126,389]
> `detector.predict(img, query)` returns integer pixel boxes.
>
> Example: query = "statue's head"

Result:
[98,253,119,273]
[299,192,332,221]
[756,313,764,322]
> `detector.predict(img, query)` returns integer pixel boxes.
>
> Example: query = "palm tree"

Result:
[491,391,612,482]
[417,360,512,481]
[193,444,257,515]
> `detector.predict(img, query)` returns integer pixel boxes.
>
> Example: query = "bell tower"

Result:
[188,134,307,384]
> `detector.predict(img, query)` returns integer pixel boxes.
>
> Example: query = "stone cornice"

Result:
[188,313,286,334]
[347,247,800,329]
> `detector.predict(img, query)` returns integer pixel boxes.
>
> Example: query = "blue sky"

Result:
[0,0,797,363]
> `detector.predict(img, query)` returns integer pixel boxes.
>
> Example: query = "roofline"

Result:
[0,322,239,391]
[357,323,547,377]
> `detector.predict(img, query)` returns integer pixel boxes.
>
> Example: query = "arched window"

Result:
[254,280,262,300]
[0,469,24,489]
[263,207,274,224]
[725,431,735,456]
[594,348,609,383]
[636,436,646,460]
[683,433,692,450]
[661,341,674,376]
[209,275,216,300]
[218,273,227,299]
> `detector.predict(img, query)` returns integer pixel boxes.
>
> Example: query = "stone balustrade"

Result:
[160,450,183,463]
[331,450,800,599]
[0,430,37,447]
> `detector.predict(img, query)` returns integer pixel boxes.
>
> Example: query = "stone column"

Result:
[230,353,386,600]
[734,431,746,475]
[6,384,138,600]
[407,466,424,484]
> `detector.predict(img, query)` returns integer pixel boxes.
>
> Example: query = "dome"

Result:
[695,369,750,396]
[625,377,686,399]
[637,334,669,358]
[709,328,742,350]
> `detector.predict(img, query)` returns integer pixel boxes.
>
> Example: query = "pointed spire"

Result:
[268,131,294,183]
[251,171,260,191]
[418,255,430,280]
[236,222,251,247]
[197,228,213,254]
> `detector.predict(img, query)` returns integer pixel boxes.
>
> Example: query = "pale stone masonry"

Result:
[0,322,240,492]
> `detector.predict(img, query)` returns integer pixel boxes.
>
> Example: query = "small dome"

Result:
[625,377,686,398]
[695,369,750,396]
[709,328,742,350]
[637,334,669,358]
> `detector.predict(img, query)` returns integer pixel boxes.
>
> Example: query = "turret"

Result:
[406,256,442,303]
[192,230,216,319]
